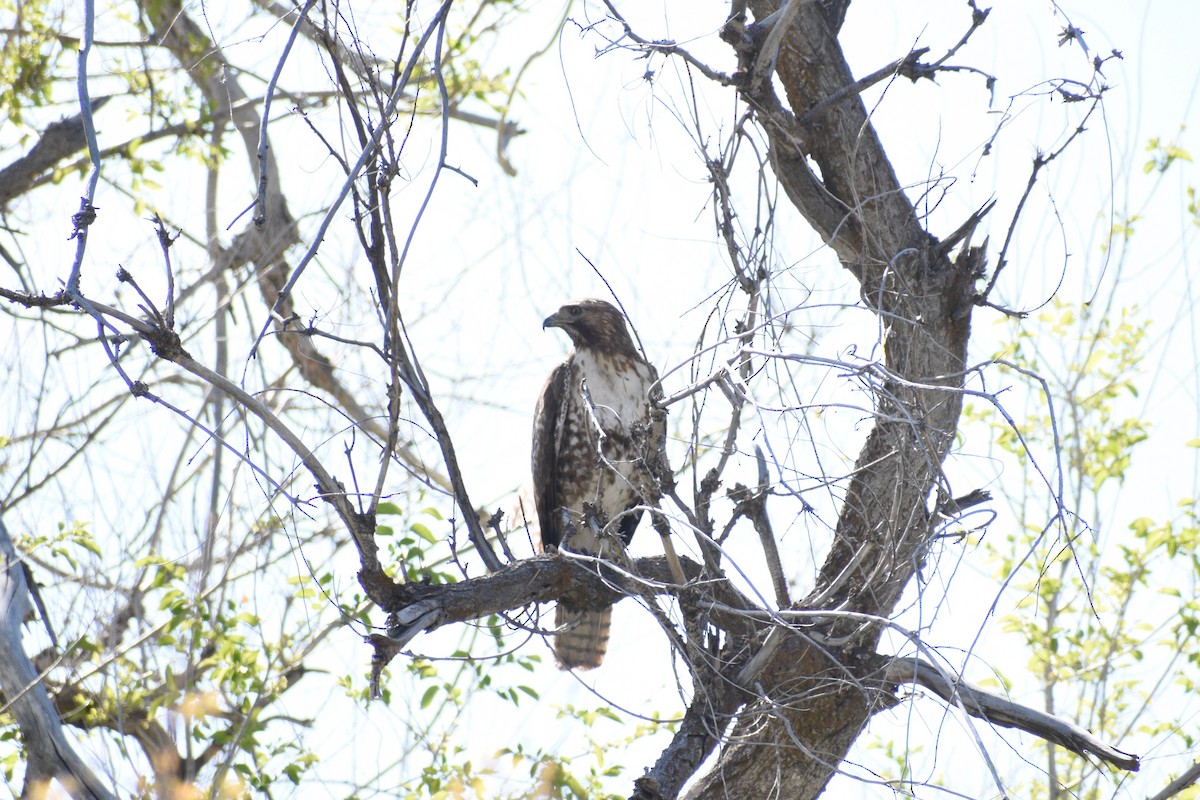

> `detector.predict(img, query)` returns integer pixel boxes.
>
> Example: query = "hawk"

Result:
[532,299,663,669]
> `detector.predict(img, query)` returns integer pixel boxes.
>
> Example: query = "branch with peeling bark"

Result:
[376,554,755,645]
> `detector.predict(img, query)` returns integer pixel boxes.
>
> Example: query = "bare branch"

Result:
[1147,762,1200,800]
[885,657,1139,772]
[380,554,758,646]
[0,287,384,582]
[0,97,112,209]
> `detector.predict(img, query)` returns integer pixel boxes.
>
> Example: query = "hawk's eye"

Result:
[568,306,582,317]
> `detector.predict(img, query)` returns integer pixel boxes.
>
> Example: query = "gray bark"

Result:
[675,2,986,795]
[0,98,111,210]
[0,519,116,800]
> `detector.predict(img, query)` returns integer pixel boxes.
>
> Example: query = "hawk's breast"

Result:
[571,349,656,436]
[554,348,657,549]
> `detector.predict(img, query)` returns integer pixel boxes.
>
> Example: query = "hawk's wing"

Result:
[532,360,570,551]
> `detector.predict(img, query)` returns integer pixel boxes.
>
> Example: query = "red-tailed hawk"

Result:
[532,299,662,669]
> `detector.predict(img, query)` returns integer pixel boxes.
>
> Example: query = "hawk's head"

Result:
[543,299,639,357]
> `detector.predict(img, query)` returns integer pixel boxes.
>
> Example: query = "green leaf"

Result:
[411,522,437,544]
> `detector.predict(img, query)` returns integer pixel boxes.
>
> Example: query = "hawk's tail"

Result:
[554,604,612,670]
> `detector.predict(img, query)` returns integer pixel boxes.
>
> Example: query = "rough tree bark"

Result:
[676,2,983,793]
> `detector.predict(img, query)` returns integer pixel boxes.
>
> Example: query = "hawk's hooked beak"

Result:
[542,311,564,330]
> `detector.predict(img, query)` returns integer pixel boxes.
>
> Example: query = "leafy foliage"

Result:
[973,296,1197,798]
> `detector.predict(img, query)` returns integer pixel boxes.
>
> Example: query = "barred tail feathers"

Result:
[554,604,612,670]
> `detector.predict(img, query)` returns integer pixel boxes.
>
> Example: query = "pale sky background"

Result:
[4,0,1200,797]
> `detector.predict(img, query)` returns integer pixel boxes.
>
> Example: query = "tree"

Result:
[0,0,1192,798]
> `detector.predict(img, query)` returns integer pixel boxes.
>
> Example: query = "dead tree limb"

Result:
[885,656,1139,771]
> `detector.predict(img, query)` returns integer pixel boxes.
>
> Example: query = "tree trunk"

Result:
[684,3,984,795]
